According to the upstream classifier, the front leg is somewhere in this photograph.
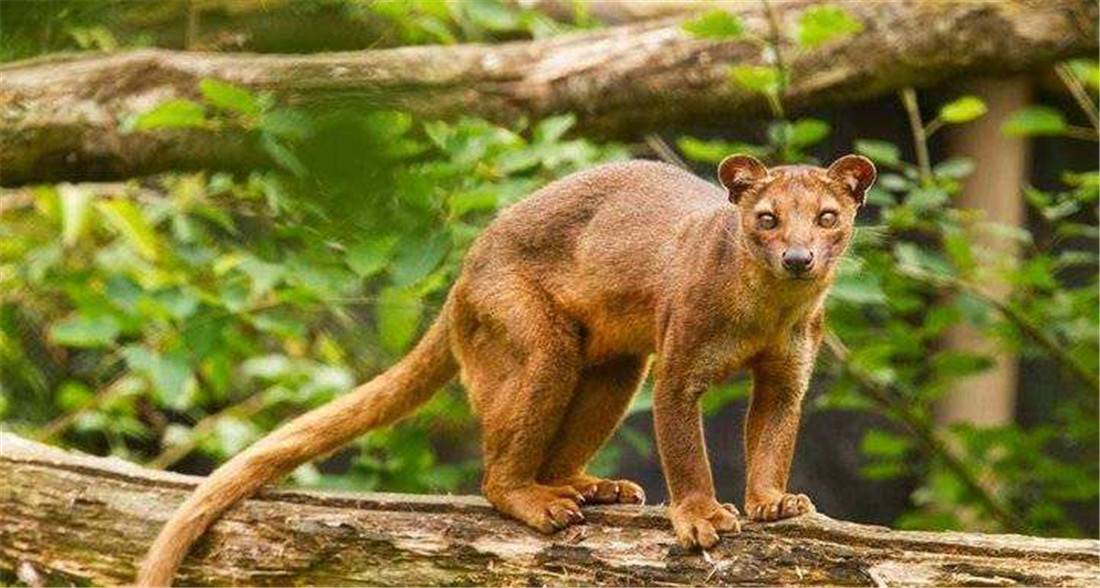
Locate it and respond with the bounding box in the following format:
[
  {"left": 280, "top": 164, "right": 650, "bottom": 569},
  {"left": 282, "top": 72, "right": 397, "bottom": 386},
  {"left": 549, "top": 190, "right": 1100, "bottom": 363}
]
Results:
[
  {"left": 743, "top": 330, "right": 820, "bottom": 522},
  {"left": 653, "top": 358, "right": 740, "bottom": 549}
]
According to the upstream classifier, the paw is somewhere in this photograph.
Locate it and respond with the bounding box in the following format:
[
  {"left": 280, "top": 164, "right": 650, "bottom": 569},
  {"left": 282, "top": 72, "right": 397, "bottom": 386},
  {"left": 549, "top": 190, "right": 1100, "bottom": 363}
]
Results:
[
  {"left": 746, "top": 492, "right": 815, "bottom": 522},
  {"left": 491, "top": 484, "right": 587, "bottom": 533},
  {"left": 561, "top": 475, "right": 646, "bottom": 505},
  {"left": 668, "top": 496, "right": 741, "bottom": 549}
]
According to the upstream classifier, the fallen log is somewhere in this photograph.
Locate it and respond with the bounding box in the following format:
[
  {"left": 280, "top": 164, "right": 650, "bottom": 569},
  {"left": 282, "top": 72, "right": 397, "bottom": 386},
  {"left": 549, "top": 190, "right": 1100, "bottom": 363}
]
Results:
[
  {"left": 1, "top": 0, "right": 1096, "bottom": 186},
  {"left": 1, "top": 433, "right": 1097, "bottom": 587}
]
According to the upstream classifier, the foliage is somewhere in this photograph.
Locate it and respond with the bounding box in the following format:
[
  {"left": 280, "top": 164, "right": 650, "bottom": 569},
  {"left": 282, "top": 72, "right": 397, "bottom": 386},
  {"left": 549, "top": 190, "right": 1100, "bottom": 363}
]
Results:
[
  {"left": 0, "top": 74, "right": 627, "bottom": 492},
  {"left": 679, "top": 5, "right": 1099, "bottom": 535}
]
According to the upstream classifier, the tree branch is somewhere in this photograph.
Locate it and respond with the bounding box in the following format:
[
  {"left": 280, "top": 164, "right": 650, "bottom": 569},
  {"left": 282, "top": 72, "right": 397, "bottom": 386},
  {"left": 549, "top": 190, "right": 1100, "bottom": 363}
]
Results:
[
  {"left": 1, "top": 0, "right": 1095, "bottom": 186},
  {"left": 1, "top": 433, "right": 1097, "bottom": 587}
]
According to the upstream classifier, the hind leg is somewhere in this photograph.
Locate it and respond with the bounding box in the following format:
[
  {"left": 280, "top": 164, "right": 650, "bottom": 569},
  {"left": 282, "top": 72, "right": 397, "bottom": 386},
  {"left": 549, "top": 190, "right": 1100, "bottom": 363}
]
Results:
[
  {"left": 538, "top": 355, "right": 649, "bottom": 505},
  {"left": 456, "top": 284, "right": 590, "bottom": 532}
]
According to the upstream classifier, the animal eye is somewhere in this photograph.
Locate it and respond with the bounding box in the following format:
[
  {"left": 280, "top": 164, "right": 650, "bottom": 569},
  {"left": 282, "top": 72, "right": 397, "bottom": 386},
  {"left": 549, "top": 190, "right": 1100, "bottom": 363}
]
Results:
[
  {"left": 818, "top": 211, "right": 838, "bottom": 228},
  {"left": 757, "top": 213, "right": 778, "bottom": 230}
]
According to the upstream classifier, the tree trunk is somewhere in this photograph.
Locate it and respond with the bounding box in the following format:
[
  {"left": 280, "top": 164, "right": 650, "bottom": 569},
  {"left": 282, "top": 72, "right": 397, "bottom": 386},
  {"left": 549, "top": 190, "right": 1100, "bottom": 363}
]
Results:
[
  {"left": 1, "top": 433, "right": 1097, "bottom": 587},
  {"left": 2, "top": 0, "right": 1096, "bottom": 186},
  {"left": 937, "top": 77, "right": 1031, "bottom": 429}
]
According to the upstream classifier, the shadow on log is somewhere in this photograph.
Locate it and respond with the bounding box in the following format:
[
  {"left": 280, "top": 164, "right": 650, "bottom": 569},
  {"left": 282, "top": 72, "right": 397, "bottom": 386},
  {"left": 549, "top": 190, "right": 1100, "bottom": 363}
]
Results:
[{"left": 1, "top": 433, "right": 1097, "bottom": 587}]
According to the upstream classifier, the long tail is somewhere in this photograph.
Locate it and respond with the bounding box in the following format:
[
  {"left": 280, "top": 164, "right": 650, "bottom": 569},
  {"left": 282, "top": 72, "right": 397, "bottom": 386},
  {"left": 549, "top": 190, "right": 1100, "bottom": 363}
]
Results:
[{"left": 136, "top": 313, "right": 457, "bottom": 586}]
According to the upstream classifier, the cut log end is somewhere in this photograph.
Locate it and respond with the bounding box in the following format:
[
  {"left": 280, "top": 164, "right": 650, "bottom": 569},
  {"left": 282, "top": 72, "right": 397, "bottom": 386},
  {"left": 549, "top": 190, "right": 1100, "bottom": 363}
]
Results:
[{"left": 1, "top": 433, "right": 1097, "bottom": 587}]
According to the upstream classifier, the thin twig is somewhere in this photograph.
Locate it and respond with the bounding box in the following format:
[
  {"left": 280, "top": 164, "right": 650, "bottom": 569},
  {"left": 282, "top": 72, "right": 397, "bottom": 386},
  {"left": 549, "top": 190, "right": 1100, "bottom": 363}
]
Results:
[
  {"left": 145, "top": 392, "right": 268, "bottom": 469},
  {"left": 1062, "top": 125, "right": 1100, "bottom": 142},
  {"left": 900, "top": 88, "right": 932, "bottom": 184},
  {"left": 760, "top": 0, "right": 789, "bottom": 122},
  {"left": 645, "top": 134, "right": 689, "bottom": 170},
  {"left": 33, "top": 375, "right": 127, "bottom": 442},
  {"left": 823, "top": 331, "right": 1028, "bottom": 533},
  {"left": 1055, "top": 63, "right": 1100, "bottom": 132},
  {"left": 901, "top": 267, "right": 1099, "bottom": 392}
]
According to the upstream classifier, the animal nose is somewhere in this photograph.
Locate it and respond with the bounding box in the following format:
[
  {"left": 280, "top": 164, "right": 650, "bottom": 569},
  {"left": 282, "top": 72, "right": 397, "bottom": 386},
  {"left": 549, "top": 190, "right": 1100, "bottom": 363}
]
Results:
[{"left": 782, "top": 248, "right": 814, "bottom": 273}]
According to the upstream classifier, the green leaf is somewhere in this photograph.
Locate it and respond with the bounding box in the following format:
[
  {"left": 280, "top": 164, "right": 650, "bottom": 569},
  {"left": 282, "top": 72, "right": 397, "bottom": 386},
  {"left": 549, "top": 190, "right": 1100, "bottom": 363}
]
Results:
[
  {"left": 213, "top": 416, "right": 261, "bottom": 455},
  {"left": 238, "top": 256, "right": 285, "bottom": 298},
  {"left": 96, "top": 199, "right": 160, "bottom": 260},
  {"left": 830, "top": 274, "right": 887, "bottom": 305},
  {"left": 861, "top": 429, "right": 911, "bottom": 458},
  {"left": 789, "top": 118, "right": 831, "bottom": 148},
  {"left": 702, "top": 379, "right": 750, "bottom": 415},
  {"left": 261, "top": 108, "right": 313, "bottom": 140},
  {"left": 932, "top": 157, "right": 975, "bottom": 180},
  {"left": 59, "top": 184, "right": 94, "bottom": 246},
  {"left": 1002, "top": 106, "right": 1067, "bottom": 136},
  {"left": 533, "top": 114, "right": 575, "bottom": 144},
  {"left": 682, "top": 10, "right": 744, "bottom": 39},
  {"left": 451, "top": 187, "right": 499, "bottom": 217},
  {"left": 126, "top": 99, "right": 206, "bottom": 131},
  {"left": 938, "top": 95, "right": 987, "bottom": 124},
  {"left": 122, "top": 346, "right": 194, "bottom": 410},
  {"left": 391, "top": 232, "right": 449, "bottom": 287},
  {"left": 199, "top": 78, "right": 261, "bottom": 116},
  {"left": 261, "top": 134, "right": 307, "bottom": 178},
  {"left": 906, "top": 186, "right": 949, "bottom": 211},
  {"left": 376, "top": 287, "right": 423, "bottom": 354},
  {"left": 854, "top": 139, "right": 900, "bottom": 165},
  {"left": 1068, "top": 58, "right": 1100, "bottom": 91},
  {"left": 346, "top": 235, "right": 398, "bottom": 278},
  {"left": 57, "top": 381, "right": 94, "bottom": 410},
  {"left": 729, "top": 65, "right": 781, "bottom": 94},
  {"left": 461, "top": 0, "right": 519, "bottom": 32},
  {"left": 795, "top": 4, "right": 863, "bottom": 48},
  {"left": 49, "top": 314, "right": 121, "bottom": 348},
  {"left": 677, "top": 137, "right": 766, "bottom": 163}
]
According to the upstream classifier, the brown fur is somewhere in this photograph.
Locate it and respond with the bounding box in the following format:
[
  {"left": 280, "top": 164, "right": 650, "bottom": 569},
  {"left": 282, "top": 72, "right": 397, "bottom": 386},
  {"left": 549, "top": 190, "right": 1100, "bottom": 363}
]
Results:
[{"left": 137, "top": 154, "right": 874, "bottom": 585}]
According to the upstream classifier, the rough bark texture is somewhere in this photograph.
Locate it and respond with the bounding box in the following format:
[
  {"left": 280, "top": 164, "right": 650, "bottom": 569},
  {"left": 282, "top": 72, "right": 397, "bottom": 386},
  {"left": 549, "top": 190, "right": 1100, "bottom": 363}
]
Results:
[
  {"left": 1, "top": 433, "right": 1097, "bottom": 587},
  {"left": 2, "top": 0, "right": 1096, "bottom": 186}
]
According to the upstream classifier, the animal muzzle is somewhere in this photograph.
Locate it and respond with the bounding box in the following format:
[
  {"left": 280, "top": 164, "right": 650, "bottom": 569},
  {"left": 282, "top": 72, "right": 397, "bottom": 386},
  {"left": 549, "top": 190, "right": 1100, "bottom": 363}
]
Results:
[{"left": 781, "top": 248, "right": 814, "bottom": 275}]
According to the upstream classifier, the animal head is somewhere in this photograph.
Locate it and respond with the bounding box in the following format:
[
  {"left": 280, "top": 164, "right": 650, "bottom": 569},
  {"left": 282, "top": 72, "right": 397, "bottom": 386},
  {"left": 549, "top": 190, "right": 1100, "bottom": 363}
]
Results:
[{"left": 717, "top": 153, "right": 875, "bottom": 281}]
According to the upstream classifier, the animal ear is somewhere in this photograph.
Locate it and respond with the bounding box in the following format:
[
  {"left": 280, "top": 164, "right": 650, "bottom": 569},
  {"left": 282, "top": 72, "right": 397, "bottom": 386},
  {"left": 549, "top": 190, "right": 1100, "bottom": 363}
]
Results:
[
  {"left": 718, "top": 154, "right": 768, "bottom": 203},
  {"left": 827, "top": 154, "right": 876, "bottom": 207}
]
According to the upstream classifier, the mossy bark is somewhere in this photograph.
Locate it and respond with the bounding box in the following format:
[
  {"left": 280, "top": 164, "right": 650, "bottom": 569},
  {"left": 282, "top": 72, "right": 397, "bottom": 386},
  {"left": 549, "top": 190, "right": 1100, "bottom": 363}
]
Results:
[
  {"left": 1, "top": 0, "right": 1096, "bottom": 186},
  {"left": 1, "top": 433, "right": 1097, "bottom": 587}
]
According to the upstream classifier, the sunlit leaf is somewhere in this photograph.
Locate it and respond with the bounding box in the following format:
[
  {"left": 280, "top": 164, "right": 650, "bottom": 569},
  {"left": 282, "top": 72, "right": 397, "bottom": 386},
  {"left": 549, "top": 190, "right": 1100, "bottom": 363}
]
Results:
[
  {"left": 125, "top": 99, "right": 206, "bottom": 131},
  {"left": 789, "top": 118, "right": 831, "bottom": 147},
  {"left": 729, "top": 64, "right": 782, "bottom": 94},
  {"left": 677, "top": 137, "right": 767, "bottom": 164},
  {"left": 1067, "top": 58, "right": 1100, "bottom": 91},
  {"left": 59, "top": 184, "right": 94, "bottom": 246},
  {"left": 795, "top": 4, "right": 863, "bottom": 48},
  {"left": 1002, "top": 106, "right": 1067, "bottom": 136},
  {"left": 49, "top": 314, "right": 120, "bottom": 348},
  {"left": 938, "top": 96, "right": 987, "bottom": 124},
  {"left": 200, "top": 78, "right": 262, "bottom": 116},
  {"left": 96, "top": 199, "right": 160, "bottom": 260},
  {"left": 682, "top": 10, "right": 744, "bottom": 39}
]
